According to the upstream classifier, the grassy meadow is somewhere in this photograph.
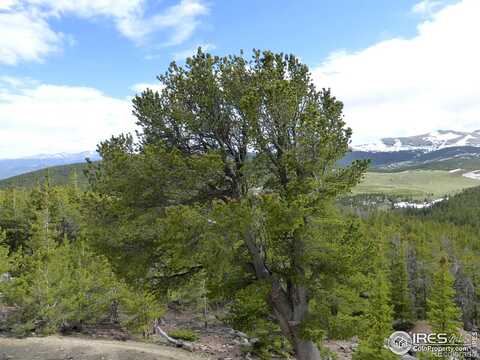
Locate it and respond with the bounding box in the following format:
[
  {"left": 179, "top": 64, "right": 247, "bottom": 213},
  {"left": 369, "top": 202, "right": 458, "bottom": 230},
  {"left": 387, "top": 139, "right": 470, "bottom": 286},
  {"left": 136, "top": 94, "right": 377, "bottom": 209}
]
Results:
[{"left": 353, "top": 170, "right": 480, "bottom": 199}]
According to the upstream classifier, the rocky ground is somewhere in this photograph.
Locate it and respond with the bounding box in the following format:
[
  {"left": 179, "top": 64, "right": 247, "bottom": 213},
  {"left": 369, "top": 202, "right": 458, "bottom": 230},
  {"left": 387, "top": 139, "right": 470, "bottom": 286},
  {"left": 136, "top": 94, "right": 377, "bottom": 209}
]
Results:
[
  {"left": 11, "top": 307, "right": 478, "bottom": 360},
  {"left": 0, "top": 335, "right": 359, "bottom": 360},
  {"left": 0, "top": 335, "right": 208, "bottom": 360}
]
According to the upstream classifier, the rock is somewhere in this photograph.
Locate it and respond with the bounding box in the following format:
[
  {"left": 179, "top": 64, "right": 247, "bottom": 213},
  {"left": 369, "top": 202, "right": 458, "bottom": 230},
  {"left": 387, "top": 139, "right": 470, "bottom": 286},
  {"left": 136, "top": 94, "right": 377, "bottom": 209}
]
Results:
[{"left": 232, "top": 330, "right": 248, "bottom": 339}]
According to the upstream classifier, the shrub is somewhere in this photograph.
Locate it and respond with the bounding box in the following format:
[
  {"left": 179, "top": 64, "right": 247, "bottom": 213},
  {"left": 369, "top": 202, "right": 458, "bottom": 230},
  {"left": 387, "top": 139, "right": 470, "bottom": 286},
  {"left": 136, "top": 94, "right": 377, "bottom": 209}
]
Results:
[{"left": 167, "top": 328, "right": 199, "bottom": 342}]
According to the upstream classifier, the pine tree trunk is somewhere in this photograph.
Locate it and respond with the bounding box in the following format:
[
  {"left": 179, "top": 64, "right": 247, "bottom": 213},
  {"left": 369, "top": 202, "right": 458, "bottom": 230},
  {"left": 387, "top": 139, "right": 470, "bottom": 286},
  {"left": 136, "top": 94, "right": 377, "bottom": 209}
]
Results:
[
  {"left": 292, "top": 338, "right": 321, "bottom": 360},
  {"left": 268, "top": 281, "right": 322, "bottom": 360},
  {"left": 244, "top": 232, "right": 322, "bottom": 360}
]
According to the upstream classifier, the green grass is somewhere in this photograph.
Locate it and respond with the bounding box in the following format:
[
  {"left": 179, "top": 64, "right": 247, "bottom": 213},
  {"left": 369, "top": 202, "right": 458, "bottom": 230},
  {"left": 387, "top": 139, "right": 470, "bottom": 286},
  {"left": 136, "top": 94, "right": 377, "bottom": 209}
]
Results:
[{"left": 353, "top": 170, "right": 480, "bottom": 199}]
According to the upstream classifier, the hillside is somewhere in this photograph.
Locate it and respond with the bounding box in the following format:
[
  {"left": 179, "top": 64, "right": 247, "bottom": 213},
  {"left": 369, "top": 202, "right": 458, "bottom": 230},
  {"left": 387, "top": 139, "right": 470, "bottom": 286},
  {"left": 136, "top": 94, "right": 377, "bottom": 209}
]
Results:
[
  {"left": 353, "top": 169, "right": 480, "bottom": 199},
  {"left": 411, "top": 185, "right": 480, "bottom": 228},
  {"left": 343, "top": 146, "right": 480, "bottom": 171},
  {"left": 0, "top": 151, "right": 100, "bottom": 180},
  {"left": 0, "top": 162, "right": 90, "bottom": 189},
  {"left": 3, "top": 161, "right": 480, "bottom": 201}
]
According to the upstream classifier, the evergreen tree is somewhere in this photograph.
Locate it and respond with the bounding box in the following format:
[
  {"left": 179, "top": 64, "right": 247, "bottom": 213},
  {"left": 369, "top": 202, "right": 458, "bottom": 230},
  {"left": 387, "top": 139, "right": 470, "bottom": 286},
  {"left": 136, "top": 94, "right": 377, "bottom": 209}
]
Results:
[
  {"left": 390, "top": 238, "right": 414, "bottom": 330},
  {"left": 427, "top": 256, "right": 462, "bottom": 335},
  {"left": 354, "top": 247, "right": 397, "bottom": 360},
  {"left": 0, "top": 230, "right": 11, "bottom": 291},
  {"left": 86, "top": 48, "right": 369, "bottom": 360}
]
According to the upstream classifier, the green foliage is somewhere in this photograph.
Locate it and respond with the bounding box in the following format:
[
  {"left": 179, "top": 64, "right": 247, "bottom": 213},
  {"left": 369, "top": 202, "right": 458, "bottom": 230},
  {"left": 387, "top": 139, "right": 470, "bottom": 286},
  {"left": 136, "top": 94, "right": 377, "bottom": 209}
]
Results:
[
  {"left": 226, "top": 282, "right": 271, "bottom": 333},
  {"left": 353, "top": 244, "right": 397, "bottom": 360},
  {"left": 427, "top": 256, "right": 462, "bottom": 334},
  {"left": 225, "top": 283, "right": 289, "bottom": 358},
  {"left": 353, "top": 269, "right": 397, "bottom": 360},
  {"left": 0, "top": 235, "right": 10, "bottom": 275},
  {"left": 413, "top": 185, "right": 480, "bottom": 229},
  {"left": 4, "top": 239, "right": 114, "bottom": 335},
  {"left": 119, "top": 286, "right": 164, "bottom": 334},
  {"left": 86, "top": 48, "right": 370, "bottom": 358},
  {"left": 0, "top": 183, "right": 164, "bottom": 336},
  {"left": 168, "top": 328, "right": 199, "bottom": 342},
  {"left": 390, "top": 239, "right": 414, "bottom": 330}
]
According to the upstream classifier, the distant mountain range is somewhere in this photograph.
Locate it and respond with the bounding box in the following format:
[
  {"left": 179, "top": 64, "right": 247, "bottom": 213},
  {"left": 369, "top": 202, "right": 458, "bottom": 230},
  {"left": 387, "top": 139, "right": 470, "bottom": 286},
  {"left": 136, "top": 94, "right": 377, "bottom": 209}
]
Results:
[
  {"left": 0, "top": 151, "right": 100, "bottom": 180},
  {"left": 346, "top": 130, "right": 480, "bottom": 171},
  {"left": 1, "top": 130, "right": 480, "bottom": 183},
  {"left": 353, "top": 130, "right": 480, "bottom": 152}
]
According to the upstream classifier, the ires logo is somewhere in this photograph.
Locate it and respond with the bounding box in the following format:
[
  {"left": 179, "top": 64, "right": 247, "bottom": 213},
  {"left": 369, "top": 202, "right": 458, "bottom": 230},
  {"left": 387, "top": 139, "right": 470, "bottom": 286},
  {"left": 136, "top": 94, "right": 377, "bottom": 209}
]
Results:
[
  {"left": 386, "top": 331, "right": 476, "bottom": 357},
  {"left": 386, "top": 331, "right": 413, "bottom": 355},
  {"left": 412, "top": 332, "right": 461, "bottom": 344}
]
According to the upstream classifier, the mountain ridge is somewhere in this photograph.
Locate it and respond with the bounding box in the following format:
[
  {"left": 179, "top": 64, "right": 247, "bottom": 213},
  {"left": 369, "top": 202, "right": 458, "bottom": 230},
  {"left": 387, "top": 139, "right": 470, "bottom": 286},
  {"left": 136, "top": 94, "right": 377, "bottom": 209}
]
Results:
[
  {"left": 353, "top": 129, "right": 480, "bottom": 152},
  {"left": 0, "top": 151, "right": 100, "bottom": 180}
]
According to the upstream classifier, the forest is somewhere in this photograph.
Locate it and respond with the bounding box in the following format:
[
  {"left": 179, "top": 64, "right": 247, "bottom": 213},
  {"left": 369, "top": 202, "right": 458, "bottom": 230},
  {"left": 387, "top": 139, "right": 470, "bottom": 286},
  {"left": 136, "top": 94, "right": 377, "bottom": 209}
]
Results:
[{"left": 0, "top": 50, "right": 478, "bottom": 360}]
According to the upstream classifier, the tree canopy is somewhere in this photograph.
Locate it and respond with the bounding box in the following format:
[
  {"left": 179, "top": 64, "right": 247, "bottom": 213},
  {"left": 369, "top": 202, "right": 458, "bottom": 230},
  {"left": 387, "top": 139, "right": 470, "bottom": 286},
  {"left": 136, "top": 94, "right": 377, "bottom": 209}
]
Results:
[{"left": 86, "top": 49, "right": 368, "bottom": 360}]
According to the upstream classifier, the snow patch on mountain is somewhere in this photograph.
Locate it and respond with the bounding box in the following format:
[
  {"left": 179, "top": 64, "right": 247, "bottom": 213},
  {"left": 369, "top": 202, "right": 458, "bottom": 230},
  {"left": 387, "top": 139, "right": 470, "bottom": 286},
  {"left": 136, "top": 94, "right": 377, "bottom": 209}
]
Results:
[{"left": 353, "top": 130, "right": 480, "bottom": 152}]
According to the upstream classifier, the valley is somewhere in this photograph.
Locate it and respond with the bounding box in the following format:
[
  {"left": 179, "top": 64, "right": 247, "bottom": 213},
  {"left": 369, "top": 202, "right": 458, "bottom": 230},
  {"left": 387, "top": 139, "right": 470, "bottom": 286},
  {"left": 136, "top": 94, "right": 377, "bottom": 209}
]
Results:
[{"left": 353, "top": 169, "right": 480, "bottom": 199}]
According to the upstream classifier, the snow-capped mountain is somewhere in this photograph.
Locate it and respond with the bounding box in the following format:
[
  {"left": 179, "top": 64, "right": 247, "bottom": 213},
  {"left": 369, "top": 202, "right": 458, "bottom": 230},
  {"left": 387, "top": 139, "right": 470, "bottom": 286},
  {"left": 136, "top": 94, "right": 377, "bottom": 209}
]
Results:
[
  {"left": 21, "top": 151, "right": 100, "bottom": 161},
  {"left": 341, "top": 130, "right": 480, "bottom": 171},
  {"left": 353, "top": 130, "right": 480, "bottom": 152},
  {"left": 0, "top": 151, "right": 100, "bottom": 180}
]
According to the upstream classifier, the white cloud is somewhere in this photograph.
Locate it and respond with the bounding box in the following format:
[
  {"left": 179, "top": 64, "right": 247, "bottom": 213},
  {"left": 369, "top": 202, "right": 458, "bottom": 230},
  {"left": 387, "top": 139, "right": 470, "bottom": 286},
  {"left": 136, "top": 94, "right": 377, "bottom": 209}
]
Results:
[
  {"left": 120, "top": 0, "right": 209, "bottom": 45},
  {"left": 172, "top": 43, "right": 216, "bottom": 61},
  {"left": 412, "top": 0, "right": 445, "bottom": 15},
  {"left": 28, "top": 0, "right": 208, "bottom": 44},
  {"left": 0, "top": 78, "right": 136, "bottom": 158},
  {"left": 130, "top": 82, "right": 165, "bottom": 94},
  {"left": 0, "top": 0, "right": 16, "bottom": 10},
  {"left": 312, "top": 0, "right": 480, "bottom": 144},
  {"left": 0, "top": 0, "right": 209, "bottom": 64},
  {"left": 0, "top": 11, "right": 63, "bottom": 65}
]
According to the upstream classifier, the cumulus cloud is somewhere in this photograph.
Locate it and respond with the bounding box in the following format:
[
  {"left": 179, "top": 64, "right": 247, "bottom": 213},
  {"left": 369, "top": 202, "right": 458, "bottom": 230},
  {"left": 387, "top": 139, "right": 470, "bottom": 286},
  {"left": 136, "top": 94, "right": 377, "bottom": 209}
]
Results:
[
  {"left": 312, "top": 0, "right": 480, "bottom": 144},
  {"left": 0, "top": 0, "right": 209, "bottom": 65},
  {"left": 0, "top": 11, "right": 63, "bottom": 65},
  {"left": 0, "top": 78, "right": 136, "bottom": 158},
  {"left": 120, "top": 0, "right": 209, "bottom": 45},
  {"left": 0, "top": 0, "right": 16, "bottom": 10}
]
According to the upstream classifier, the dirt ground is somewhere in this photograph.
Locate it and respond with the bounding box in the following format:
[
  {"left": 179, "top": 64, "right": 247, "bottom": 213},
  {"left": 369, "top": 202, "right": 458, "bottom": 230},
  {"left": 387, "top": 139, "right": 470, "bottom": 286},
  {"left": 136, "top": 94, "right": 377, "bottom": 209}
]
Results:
[{"left": 0, "top": 335, "right": 211, "bottom": 360}]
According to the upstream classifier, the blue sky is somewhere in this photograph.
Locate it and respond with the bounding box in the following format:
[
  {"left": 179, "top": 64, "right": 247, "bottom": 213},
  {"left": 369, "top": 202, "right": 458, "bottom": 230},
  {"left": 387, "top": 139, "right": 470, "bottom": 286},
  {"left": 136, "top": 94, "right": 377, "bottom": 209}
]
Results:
[
  {"left": 1, "top": 0, "right": 423, "bottom": 97},
  {"left": 1, "top": 0, "right": 478, "bottom": 158}
]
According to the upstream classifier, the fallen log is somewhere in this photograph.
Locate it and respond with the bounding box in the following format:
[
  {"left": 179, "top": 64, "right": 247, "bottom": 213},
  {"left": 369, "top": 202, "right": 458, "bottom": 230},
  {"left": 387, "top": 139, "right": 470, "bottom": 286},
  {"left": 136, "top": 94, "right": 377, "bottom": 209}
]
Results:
[{"left": 153, "top": 320, "right": 194, "bottom": 352}]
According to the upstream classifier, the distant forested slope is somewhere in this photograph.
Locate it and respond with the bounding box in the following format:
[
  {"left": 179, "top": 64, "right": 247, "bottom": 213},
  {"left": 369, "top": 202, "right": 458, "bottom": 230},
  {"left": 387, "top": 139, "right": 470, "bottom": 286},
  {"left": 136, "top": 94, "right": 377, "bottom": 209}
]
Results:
[
  {"left": 410, "top": 186, "right": 480, "bottom": 228},
  {"left": 0, "top": 162, "right": 90, "bottom": 189}
]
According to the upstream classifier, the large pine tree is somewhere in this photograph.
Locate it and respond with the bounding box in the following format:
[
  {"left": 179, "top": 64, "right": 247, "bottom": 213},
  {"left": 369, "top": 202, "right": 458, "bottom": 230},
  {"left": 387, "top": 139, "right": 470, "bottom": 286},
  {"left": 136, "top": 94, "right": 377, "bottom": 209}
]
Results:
[{"left": 86, "top": 49, "right": 369, "bottom": 360}]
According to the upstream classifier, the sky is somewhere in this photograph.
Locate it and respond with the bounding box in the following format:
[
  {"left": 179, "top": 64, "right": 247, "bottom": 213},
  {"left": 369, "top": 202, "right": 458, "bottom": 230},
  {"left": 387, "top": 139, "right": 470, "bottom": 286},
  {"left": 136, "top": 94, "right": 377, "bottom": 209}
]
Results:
[{"left": 0, "top": 0, "right": 478, "bottom": 158}]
